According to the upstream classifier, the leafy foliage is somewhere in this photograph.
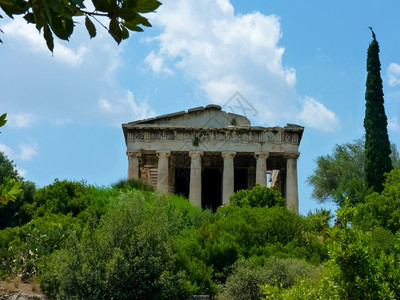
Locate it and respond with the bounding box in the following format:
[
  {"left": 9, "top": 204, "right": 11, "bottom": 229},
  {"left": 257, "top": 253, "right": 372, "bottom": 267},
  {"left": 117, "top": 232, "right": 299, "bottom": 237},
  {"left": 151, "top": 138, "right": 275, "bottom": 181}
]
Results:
[
  {"left": 0, "top": 176, "right": 22, "bottom": 205},
  {"left": 308, "top": 138, "right": 399, "bottom": 207},
  {"left": 0, "top": 0, "right": 161, "bottom": 51},
  {"left": 113, "top": 178, "right": 155, "bottom": 192},
  {"left": 222, "top": 258, "right": 316, "bottom": 300},
  {"left": 230, "top": 184, "right": 285, "bottom": 208},
  {"left": 308, "top": 139, "right": 368, "bottom": 206},
  {"left": 0, "top": 113, "right": 6, "bottom": 130},
  {"left": 354, "top": 169, "right": 400, "bottom": 233},
  {"left": 0, "top": 212, "right": 81, "bottom": 280},
  {"left": 0, "top": 152, "right": 29, "bottom": 227},
  {"left": 364, "top": 28, "right": 393, "bottom": 193},
  {"left": 22, "top": 179, "right": 113, "bottom": 219},
  {"left": 303, "top": 208, "right": 332, "bottom": 236},
  {"left": 175, "top": 204, "right": 326, "bottom": 292},
  {"left": 40, "top": 191, "right": 196, "bottom": 299},
  {"left": 1, "top": 157, "right": 400, "bottom": 298},
  {"left": 327, "top": 200, "right": 400, "bottom": 299}
]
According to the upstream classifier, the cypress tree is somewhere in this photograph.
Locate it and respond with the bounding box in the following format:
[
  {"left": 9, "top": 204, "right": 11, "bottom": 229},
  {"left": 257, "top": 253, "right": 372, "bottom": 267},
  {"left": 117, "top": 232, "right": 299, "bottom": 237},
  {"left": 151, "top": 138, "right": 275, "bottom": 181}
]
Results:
[{"left": 364, "top": 28, "right": 392, "bottom": 193}]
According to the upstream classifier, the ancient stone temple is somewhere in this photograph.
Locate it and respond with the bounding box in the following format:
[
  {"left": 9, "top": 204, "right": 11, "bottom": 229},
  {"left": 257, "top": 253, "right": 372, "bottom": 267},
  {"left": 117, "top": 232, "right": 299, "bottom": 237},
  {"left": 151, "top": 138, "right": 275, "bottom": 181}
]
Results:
[{"left": 122, "top": 105, "right": 304, "bottom": 213}]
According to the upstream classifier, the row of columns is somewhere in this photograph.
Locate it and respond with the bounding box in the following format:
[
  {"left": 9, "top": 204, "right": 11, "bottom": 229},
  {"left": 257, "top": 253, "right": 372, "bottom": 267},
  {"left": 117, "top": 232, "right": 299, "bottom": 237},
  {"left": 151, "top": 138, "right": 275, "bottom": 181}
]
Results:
[{"left": 127, "top": 151, "right": 299, "bottom": 213}]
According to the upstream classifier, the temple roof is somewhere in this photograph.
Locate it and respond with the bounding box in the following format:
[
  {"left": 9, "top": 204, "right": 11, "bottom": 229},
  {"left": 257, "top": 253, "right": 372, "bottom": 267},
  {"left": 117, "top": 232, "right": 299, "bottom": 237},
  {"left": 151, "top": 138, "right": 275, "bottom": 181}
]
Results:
[
  {"left": 122, "top": 104, "right": 251, "bottom": 128},
  {"left": 122, "top": 104, "right": 304, "bottom": 143}
]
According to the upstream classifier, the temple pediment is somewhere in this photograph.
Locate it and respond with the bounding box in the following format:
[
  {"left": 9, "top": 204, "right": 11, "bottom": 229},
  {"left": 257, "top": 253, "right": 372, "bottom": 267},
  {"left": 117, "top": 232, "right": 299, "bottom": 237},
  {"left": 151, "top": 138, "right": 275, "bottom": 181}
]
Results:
[{"left": 123, "top": 104, "right": 250, "bottom": 128}]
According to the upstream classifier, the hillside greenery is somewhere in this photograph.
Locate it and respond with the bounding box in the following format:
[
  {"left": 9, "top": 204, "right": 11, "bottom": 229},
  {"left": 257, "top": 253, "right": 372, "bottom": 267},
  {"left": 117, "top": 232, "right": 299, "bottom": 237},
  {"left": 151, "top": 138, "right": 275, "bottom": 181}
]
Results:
[{"left": 1, "top": 150, "right": 400, "bottom": 299}]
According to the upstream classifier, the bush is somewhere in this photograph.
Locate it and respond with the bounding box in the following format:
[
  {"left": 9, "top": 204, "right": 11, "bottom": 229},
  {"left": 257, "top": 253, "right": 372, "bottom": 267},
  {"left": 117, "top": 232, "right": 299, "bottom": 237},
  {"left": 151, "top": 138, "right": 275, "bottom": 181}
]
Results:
[
  {"left": 0, "top": 213, "right": 80, "bottom": 281},
  {"left": 175, "top": 204, "right": 326, "bottom": 289},
  {"left": 222, "top": 258, "right": 317, "bottom": 300},
  {"left": 113, "top": 178, "right": 155, "bottom": 192},
  {"left": 40, "top": 190, "right": 196, "bottom": 299},
  {"left": 230, "top": 185, "right": 285, "bottom": 208},
  {"left": 22, "top": 179, "right": 113, "bottom": 219},
  {"left": 354, "top": 169, "right": 400, "bottom": 233},
  {"left": 303, "top": 209, "right": 332, "bottom": 234}
]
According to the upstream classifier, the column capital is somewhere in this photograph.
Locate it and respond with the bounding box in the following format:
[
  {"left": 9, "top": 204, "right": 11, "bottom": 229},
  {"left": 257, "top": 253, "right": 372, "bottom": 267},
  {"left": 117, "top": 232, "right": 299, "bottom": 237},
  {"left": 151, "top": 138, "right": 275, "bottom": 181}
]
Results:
[
  {"left": 156, "top": 150, "right": 171, "bottom": 158},
  {"left": 285, "top": 152, "right": 300, "bottom": 159},
  {"left": 126, "top": 151, "right": 141, "bottom": 157},
  {"left": 255, "top": 152, "right": 269, "bottom": 159},
  {"left": 221, "top": 151, "right": 236, "bottom": 159},
  {"left": 189, "top": 151, "right": 204, "bottom": 159}
]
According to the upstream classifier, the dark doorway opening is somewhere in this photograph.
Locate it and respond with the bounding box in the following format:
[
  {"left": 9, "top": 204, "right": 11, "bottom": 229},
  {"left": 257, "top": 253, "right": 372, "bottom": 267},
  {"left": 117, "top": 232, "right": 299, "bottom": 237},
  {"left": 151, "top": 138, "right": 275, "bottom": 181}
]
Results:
[
  {"left": 202, "top": 169, "right": 222, "bottom": 211},
  {"left": 175, "top": 168, "right": 190, "bottom": 198},
  {"left": 234, "top": 168, "right": 248, "bottom": 192}
]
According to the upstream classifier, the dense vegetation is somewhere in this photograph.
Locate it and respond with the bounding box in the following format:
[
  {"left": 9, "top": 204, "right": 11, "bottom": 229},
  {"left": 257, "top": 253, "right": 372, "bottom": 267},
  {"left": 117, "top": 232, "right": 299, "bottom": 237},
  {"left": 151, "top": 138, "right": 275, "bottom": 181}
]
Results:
[{"left": 1, "top": 146, "right": 400, "bottom": 299}]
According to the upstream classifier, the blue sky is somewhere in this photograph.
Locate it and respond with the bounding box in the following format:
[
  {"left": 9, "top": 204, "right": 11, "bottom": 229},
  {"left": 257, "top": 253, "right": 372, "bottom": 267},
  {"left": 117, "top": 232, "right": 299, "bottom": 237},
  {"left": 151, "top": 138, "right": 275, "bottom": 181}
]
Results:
[{"left": 1, "top": 0, "right": 399, "bottom": 215}]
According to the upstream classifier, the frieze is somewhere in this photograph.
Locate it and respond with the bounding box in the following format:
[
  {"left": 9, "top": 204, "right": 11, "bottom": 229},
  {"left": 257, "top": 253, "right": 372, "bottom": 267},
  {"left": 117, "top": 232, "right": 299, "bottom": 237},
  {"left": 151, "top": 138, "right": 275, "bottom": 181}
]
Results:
[{"left": 126, "top": 128, "right": 300, "bottom": 145}]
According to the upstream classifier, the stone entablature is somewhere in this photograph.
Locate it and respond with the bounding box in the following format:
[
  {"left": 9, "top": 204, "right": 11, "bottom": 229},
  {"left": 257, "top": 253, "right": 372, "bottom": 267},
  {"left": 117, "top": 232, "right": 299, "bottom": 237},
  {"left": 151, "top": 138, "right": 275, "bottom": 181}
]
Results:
[
  {"left": 122, "top": 105, "right": 304, "bottom": 213},
  {"left": 124, "top": 125, "right": 302, "bottom": 154}
]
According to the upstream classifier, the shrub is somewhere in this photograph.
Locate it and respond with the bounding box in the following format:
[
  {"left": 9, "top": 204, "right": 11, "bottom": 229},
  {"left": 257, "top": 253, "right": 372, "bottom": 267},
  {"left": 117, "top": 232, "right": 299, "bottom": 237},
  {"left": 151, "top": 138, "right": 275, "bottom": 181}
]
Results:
[
  {"left": 354, "top": 169, "right": 400, "bottom": 233},
  {"left": 0, "top": 213, "right": 80, "bottom": 281},
  {"left": 112, "top": 178, "right": 155, "bottom": 192},
  {"left": 230, "top": 185, "right": 285, "bottom": 208},
  {"left": 40, "top": 190, "right": 195, "bottom": 299},
  {"left": 22, "top": 180, "right": 113, "bottom": 219},
  {"left": 222, "top": 258, "right": 317, "bottom": 300}
]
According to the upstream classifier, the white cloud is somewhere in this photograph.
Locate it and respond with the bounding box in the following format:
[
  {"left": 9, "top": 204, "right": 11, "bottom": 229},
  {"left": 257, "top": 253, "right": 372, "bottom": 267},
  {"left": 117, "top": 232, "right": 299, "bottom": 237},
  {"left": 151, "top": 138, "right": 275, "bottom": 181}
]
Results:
[
  {"left": 3, "top": 17, "right": 88, "bottom": 67},
  {"left": 98, "top": 90, "right": 156, "bottom": 124},
  {"left": 18, "top": 141, "right": 38, "bottom": 161},
  {"left": 0, "top": 140, "right": 38, "bottom": 161},
  {"left": 298, "top": 96, "right": 339, "bottom": 132},
  {"left": 388, "top": 63, "right": 400, "bottom": 87},
  {"left": 16, "top": 167, "right": 27, "bottom": 177},
  {"left": 388, "top": 117, "right": 400, "bottom": 132},
  {"left": 0, "top": 144, "right": 14, "bottom": 158},
  {"left": 0, "top": 144, "right": 28, "bottom": 176},
  {"left": 7, "top": 112, "right": 37, "bottom": 128},
  {"left": 145, "top": 51, "right": 173, "bottom": 75},
  {"left": 147, "top": 0, "right": 337, "bottom": 130}
]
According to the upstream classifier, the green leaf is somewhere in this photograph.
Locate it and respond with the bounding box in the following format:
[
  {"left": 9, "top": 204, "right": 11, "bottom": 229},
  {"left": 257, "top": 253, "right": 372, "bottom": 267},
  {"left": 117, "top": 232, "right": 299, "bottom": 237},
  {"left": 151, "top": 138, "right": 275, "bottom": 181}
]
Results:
[
  {"left": 134, "top": 0, "right": 161, "bottom": 13},
  {"left": 135, "top": 13, "right": 151, "bottom": 27},
  {"left": 49, "top": 16, "right": 74, "bottom": 40},
  {"left": 85, "top": 16, "right": 96, "bottom": 38},
  {"left": 92, "top": 0, "right": 114, "bottom": 13},
  {"left": 109, "top": 18, "right": 122, "bottom": 44},
  {"left": 116, "top": 8, "right": 137, "bottom": 21},
  {"left": 0, "top": 177, "right": 22, "bottom": 205},
  {"left": 23, "top": 12, "right": 35, "bottom": 23},
  {"left": 43, "top": 25, "right": 54, "bottom": 52},
  {"left": 0, "top": 0, "right": 29, "bottom": 17},
  {"left": 0, "top": 113, "right": 7, "bottom": 127},
  {"left": 121, "top": 25, "right": 129, "bottom": 40},
  {"left": 123, "top": 20, "right": 143, "bottom": 32}
]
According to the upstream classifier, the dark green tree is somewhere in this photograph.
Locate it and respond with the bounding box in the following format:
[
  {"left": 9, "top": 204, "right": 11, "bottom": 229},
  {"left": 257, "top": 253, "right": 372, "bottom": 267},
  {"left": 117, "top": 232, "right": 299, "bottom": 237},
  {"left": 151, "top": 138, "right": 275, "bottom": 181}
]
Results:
[{"left": 364, "top": 28, "right": 392, "bottom": 193}]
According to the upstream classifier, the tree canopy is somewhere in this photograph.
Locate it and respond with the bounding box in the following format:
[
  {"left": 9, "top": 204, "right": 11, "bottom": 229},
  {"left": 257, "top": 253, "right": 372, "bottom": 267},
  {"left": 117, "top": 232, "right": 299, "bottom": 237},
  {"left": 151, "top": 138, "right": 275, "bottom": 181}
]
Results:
[
  {"left": 0, "top": 0, "right": 161, "bottom": 51},
  {"left": 308, "top": 138, "right": 399, "bottom": 207}
]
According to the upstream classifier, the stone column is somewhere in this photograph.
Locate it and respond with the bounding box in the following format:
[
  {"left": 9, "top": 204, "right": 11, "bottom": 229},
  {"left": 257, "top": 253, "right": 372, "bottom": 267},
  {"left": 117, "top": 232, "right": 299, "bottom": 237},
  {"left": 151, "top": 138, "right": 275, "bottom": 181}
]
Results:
[
  {"left": 189, "top": 151, "right": 203, "bottom": 206},
  {"left": 255, "top": 152, "right": 269, "bottom": 186},
  {"left": 222, "top": 151, "right": 236, "bottom": 205},
  {"left": 285, "top": 153, "right": 299, "bottom": 214},
  {"left": 156, "top": 150, "right": 171, "bottom": 193},
  {"left": 127, "top": 151, "right": 140, "bottom": 180}
]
